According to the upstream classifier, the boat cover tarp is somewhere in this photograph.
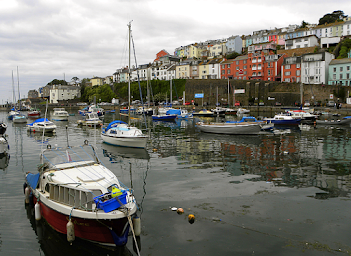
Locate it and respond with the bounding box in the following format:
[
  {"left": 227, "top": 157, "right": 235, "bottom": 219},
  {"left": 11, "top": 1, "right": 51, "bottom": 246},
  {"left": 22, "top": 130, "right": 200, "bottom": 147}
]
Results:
[
  {"left": 26, "top": 173, "right": 40, "bottom": 189},
  {"left": 166, "top": 109, "right": 181, "bottom": 115},
  {"left": 27, "top": 118, "right": 50, "bottom": 126},
  {"left": 105, "top": 120, "right": 128, "bottom": 131},
  {"left": 343, "top": 116, "right": 351, "bottom": 119}
]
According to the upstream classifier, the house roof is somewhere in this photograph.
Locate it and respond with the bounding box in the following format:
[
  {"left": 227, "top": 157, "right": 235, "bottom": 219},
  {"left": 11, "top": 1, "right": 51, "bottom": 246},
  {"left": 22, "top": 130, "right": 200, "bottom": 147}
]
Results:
[
  {"left": 329, "top": 58, "right": 351, "bottom": 65},
  {"left": 277, "top": 47, "right": 316, "bottom": 57}
]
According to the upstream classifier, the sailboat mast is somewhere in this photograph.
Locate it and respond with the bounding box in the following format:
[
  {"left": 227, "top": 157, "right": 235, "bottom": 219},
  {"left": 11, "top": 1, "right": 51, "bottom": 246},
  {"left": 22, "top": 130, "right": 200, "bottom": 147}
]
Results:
[
  {"left": 128, "top": 21, "right": 131, "bottom": 126},
  {"left": 170, "top": 79, "right": 172, "bottom": 105},
  {"left": 17, "top": 66, "right": 20, "bottom": 109},
  {"left": 12, "top": 71, "right": 16, "bottom": 108}
]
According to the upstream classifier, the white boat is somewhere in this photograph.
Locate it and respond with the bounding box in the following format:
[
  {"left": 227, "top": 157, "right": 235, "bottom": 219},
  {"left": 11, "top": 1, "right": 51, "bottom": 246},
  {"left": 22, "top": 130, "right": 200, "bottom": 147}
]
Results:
[
  {"left": 13, "top": 113, "right": 27, "bottom": 123},
  {"left": 101, "top": 23, "right": 148, "bottom": 149},
  {"left": 196, "top": 121, "right": 262, "bottom": 135},
  {"left": 136, "top": 106, "right": 154, "bottom": 116},
  {"left": 89, "top": 104, "right": 105, "bottom": 117},
  {"left": 77, "top": 112, "right": 103, "bottom": 127},
  {"left": 286, "top": 109, "right": 318, "bottom": 123},
  {"left": 24, "top": 141, "right": 138, "bottom": 246},
  {"left": 27, "top": 118, "right": 57, "bottom": 133},
  {"left": 211, "top": 107, "right": 226, "bottom": 116},
  {"left": 0, "top": 136, "right": 9, "bottom": 154},
  {"left": 101, "top": 120, "right": 148, "bottom": 148},
  {"left": 52, "top": 108, "right": 69, "bottom": 121},
  {"left": 237, "top": 108, "right": 250, "bottom": 115},
  {"left": 158, "top": 106, "right": 174, "bottom": 115},
  {"left": 7, "top": 108, "right": 19, "bottom": 120}
]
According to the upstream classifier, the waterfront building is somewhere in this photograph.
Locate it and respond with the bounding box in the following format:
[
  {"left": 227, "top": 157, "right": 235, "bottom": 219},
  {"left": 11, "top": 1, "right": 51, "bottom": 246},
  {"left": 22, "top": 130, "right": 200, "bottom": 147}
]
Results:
[
  {"left": 49, "top": 85, "right": 81, "bottom": 104},
  {"left": 281, "top": 56, "right": 302, "bottom": 83},
  {"left": 301, "top": 52, "right": 335, "bottom": 85},
  {"left": 328, "top": 58, "right": 351, "bottom": 86}
]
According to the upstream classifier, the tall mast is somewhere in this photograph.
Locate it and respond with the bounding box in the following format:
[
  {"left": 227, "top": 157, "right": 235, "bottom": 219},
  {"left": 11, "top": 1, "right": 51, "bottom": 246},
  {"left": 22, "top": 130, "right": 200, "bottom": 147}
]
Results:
[
  {"left": 128, "top": 21, "right": 132, "bottom": 126},
  {"left": 17, "top": 66, "right": 20, "bottom": 109}
]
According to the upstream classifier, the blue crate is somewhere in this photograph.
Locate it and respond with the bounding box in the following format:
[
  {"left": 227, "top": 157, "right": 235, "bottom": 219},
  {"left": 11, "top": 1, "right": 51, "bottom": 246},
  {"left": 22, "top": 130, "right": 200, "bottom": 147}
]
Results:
[{"left": 94, "top": 190, "right": 127, "bottom": 213}]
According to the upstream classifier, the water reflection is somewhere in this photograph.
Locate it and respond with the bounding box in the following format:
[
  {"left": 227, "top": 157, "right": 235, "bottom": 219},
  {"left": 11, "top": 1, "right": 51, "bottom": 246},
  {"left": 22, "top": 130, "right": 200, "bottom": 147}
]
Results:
[
  {"left": 0, "top": 153, "right": 10, "bottom": 170},
  {"left": 101, "top": 143, "right": 150, "bottom": 160}
]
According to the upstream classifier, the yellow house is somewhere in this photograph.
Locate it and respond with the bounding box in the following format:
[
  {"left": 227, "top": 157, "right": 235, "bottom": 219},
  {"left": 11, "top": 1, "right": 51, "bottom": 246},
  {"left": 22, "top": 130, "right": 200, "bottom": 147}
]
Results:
[
  {"left": 198, "top": 60, "right": 210, "bottom": 79},
  {"left": 90, "top": 77, "right": 104, "bottom": 86},
  {"left": 176, "top": 60, "right": 191, "bottom": 79}
]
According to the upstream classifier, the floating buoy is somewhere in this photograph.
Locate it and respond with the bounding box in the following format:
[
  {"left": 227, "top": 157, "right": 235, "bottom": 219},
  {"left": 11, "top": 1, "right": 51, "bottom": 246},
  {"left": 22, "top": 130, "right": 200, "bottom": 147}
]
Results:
[
  {"left": 35, "top": 202, "right": 41, "bottom": 220},
  {"left": 188, "top": 214, "right": 195, "bottom": 224},
  {"left": 66, "top": 219, "right": 75, "bottom": 244},
  {"left": 177, "top": 208, "right": 184, "bottom": 214},
  {"left": 153, "top": 148, "right": 157, "bottom": 152},
  {"left": 25, "top": 186, "right": 30, "bottom": 204},
  {"left": 133, "top": 216, "right": 141, "bottom": 236},
  {"left": 171, "top": 207, "right": 177, "bottom": 211}
]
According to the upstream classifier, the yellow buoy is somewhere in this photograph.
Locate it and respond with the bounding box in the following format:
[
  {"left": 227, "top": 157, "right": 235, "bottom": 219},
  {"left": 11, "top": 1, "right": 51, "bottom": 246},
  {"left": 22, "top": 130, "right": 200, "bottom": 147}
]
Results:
[
  {"left": 188, "top": 214, "right": 195, "bottom": 224},
  {"left": 111, "top": 187, "right": 122, "bottom": 198}
]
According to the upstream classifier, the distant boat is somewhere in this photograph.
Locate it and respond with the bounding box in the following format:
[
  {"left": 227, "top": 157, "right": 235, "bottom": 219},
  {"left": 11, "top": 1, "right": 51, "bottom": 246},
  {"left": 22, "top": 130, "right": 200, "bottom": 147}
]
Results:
[
  {"left": 101, "top": 120, "right": 148, "bottom": 148},
  {"left": 236, "top": 108, "right": 250, "bottom": 115},
  {"left": 166, "top": 109, "right": 193, "bottom": 119},
  {"left": 226, "top": 116, "right": 274, "bottom": 131},
  {"left": 7, "top": 107, "right": 19, "bottom": 120},
  {"left": 13, "top": 113, "right": 27, "bottom": 124},
  {"left": 77, "top": 112, "right": 102, "bottom": 127},
  {"left": 27, "top": 118, "right": 57, "bottom": 133},
  {"left": 52, "top": 108, "right": 69, "bottom": 121},
  {"left": 264, "top": 114, "right": 301, "bottom": 126},
  {"left": 196, "top": 121, "right": 262, "bottom": 135},
  {"left": 27, "top": 109, "right": 41, "bottom": 117}
]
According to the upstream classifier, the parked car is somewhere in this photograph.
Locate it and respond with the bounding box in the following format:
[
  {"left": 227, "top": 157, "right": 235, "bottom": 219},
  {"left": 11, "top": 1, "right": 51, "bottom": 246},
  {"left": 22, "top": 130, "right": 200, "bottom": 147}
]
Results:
[
  {"left": 326, "top": 101, "right": 335, "bottom": 107},
  {"left": 275, "top": 102, "right": 281, "bottom": 106},
  {"left": 184, "top": 101, "right": 190, "bottom": 105},
  {"left": 234, "top": 101, "right": 240, "bottom": 106},
  {"left": 304, "top": 101, "right": 310, "bottom": 107}
]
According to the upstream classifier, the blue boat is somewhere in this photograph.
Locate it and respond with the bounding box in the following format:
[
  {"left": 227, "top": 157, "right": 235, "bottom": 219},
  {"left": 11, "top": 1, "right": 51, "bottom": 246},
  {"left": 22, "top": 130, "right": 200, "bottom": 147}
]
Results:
[
  {"left": 152, "top": 114, "right": 177, "bottom": 121},
  {"left": 263, "top": 114, "right": 301, "bottom": 126}
]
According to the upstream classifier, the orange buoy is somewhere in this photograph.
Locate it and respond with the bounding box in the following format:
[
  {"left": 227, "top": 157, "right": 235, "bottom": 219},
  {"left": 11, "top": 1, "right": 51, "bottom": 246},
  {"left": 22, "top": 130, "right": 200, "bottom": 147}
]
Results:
[
  {"left": 177, "top": 208, "right": 184, "bottom": 214},
  {"left": 188, "top": 214, "right": 195, "bottom": 224}
]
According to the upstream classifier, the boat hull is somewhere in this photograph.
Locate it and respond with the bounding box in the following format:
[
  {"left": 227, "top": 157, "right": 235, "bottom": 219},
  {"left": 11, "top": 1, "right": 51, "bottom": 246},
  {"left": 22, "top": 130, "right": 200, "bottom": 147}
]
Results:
[
  {"left": 101, "top": 133, "right": 147, "bottom": 148},
  {"left": 31, "top": 196, "right": 130, "bottom": 246},
  {"left": 152, "top": 114, "right": 177, "bottom": 121},
  {"left": 0, "top": 137, "right": 9, "bottom": 153},
  {"left": 197, "top": 122, "right": 261, "bottom": 135}
]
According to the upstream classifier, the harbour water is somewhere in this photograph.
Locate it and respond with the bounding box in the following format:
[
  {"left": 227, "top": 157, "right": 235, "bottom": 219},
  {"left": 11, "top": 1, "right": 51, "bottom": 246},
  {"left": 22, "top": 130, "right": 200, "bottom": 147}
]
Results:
[{"left": 1, "top": 110, "right": 351, "bottom": 255}]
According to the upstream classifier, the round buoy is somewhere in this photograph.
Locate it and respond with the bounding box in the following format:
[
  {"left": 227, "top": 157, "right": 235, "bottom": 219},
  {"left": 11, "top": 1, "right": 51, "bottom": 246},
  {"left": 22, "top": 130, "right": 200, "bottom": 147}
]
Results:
[
  {"left": 177, "top": 208, "right": 184, "bottom": 214},
  {"left": 35, "top": 202, "right": 41, "bottom": 220},
  {"left": 25, "top": 186, "right": 30, "bottom": 204},
  {"left": 66, "top": 219, "right": 75, "bottom": 244},
  {"left": 133, "top": 216, "right": 141, "bottom": 236},
  {"left": 188, "top": 214, "right": 195, "bottom": 224}
]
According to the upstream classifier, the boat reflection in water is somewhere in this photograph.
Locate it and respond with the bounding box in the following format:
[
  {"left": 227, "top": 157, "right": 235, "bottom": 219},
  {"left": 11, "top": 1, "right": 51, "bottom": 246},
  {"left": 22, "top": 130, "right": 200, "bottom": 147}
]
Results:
[
  {"left": 24, "top": 202, "right": 133, "bottom": 256},
  {"left": 0, "top": 153, "right": 10, "bottom": 170},
  {"left": 101, "top": 143, "right": 150, "bottom": 160}
]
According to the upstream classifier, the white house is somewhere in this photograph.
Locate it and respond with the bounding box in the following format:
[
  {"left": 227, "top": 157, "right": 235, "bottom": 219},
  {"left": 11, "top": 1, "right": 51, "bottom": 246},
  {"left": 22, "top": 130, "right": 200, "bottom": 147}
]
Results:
[
  {"left": 49, "top": 85, "right": 81, "bottom": 104},
  {"left": 285, "top": 35, "right": 319, "bottom": 50},
  {"left": 301, "top": 52, "right": 335, "bottom": 85}
]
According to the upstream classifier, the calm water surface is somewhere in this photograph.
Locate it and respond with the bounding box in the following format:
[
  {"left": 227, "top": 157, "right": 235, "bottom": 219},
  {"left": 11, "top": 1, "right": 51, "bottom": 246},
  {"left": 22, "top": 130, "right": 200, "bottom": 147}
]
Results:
[{"left": 1, "top": 110, "right": 351, "bottom": 255}]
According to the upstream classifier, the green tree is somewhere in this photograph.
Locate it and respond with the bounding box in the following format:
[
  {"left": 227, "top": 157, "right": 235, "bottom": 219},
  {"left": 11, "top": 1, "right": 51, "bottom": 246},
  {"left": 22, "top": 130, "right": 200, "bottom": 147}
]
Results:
[
  {"left": 71, "top": 77, "right": 79, "bottom": 85},
  {"left": 300, "top": 20, "right": 309, "bottom": 28},
  {"left": 47, "top": 79, "right": 67, "bottom": 86},
  {"left": 318, "top": 10, "right": 346, "bottom": 25}
]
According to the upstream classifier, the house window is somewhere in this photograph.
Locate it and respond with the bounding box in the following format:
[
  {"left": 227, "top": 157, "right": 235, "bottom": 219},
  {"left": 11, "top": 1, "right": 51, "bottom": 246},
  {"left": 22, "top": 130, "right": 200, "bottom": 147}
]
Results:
[
  {"left": 340, "top": 74, "right": 343, "bottom": 79},
  {"left": 333, "top": 74, "right": 336, "bottom": 79},
  {"left": 227, "top": 64, "right": 231, "bottom": 68},
  {"left": 285, "top": 64, "right": 291, "bottom": 69},
  {"left": 347, "top": 73, "right": 350, "bottom": 79},
  {"left": 340, "top": 67, "right": 343, "bottom": 72},
  {"left": 296, "top": 70, "right": 300, "bottom": 76},
  {"left": 222, "top": 70, "right": 225, "bottom": 74},
  {"left": 333, "top": 67, "right": 336, "bottom": 72},
  {"left": 227, "top": 70, "right": 231, "bottom": 74},
  {"left": 243, "top": 60, "right": 247, "bottom": 64},
  {"left": 285, "top": 71, "right": 291, "bottom": 76},
  {"left": 222, "top": 65, "right": 225, "bottom": 69},
  {"left": 236, "top": 66, "right": 239, "bottom": 70},
  {"left": 236, "top": 61, "right": 239, "bottom": 65},
  {"left": 347, "top": 66, "right": 350, "bottom": 71}
]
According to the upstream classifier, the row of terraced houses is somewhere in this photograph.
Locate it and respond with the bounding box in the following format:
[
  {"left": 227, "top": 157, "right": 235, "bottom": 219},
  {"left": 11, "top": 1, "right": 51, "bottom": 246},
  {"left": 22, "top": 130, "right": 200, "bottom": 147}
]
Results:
[{"left": 111, "top": 18, "right": 351, "bottom": 87}]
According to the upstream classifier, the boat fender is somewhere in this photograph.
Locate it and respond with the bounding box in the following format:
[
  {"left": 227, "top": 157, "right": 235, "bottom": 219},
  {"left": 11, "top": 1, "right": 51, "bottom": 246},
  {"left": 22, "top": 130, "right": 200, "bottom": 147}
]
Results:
[
  {"left": 133, "top": 216, "right": 141, "bottom": 236},
  {"left": 35, "top": 202, "right": 41, "bottom": 220},
  {"left": 23, "top": 182, "right": 27, "bottom": 194},
  {"left": 111, "top": 187, "right": 122, "bottom": 198},
  {"left": 25, "top": 186, "right": 30, "bottom": 204},
  {"left": 66, "top": 219, "right": 75, "bottom": 244}
]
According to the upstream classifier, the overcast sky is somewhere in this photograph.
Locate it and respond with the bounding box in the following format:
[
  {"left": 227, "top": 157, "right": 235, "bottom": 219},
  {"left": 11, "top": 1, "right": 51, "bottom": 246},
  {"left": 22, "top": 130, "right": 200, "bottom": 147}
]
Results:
[{"left": 1, "top": 0, "right": 350, "bottom": 104}]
